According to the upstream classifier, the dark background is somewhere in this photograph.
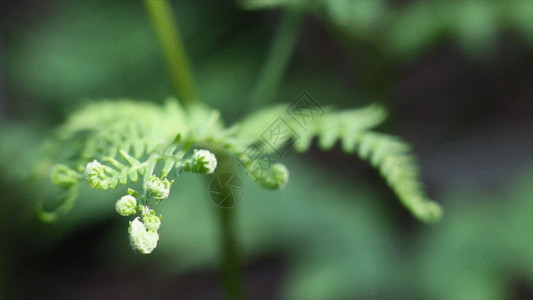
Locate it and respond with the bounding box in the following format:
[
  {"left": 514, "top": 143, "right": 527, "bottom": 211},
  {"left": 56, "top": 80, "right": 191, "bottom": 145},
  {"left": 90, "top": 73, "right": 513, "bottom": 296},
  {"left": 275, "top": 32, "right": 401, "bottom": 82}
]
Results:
[{"left": 1, "top": 0, "right": 532, "bottom": 299}]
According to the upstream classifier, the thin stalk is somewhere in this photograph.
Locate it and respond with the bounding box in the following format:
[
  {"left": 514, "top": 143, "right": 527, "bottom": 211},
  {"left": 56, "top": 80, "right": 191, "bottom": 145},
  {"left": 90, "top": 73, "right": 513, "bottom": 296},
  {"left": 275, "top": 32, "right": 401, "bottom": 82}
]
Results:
[
  {"left": 218, "top": 201, "right": 243, "bottom": 300},
  {"left": 143, "top": 0, "right": 198, "bottom": 105},
  {"left": 211, "top": 154, "right": 244, "bottom": 300},
  {"left": 143, "top": 2, "right": 243, "bottom": 297},
  {"left": 247, "top": 8, "right": 304, "bottom": 112}
]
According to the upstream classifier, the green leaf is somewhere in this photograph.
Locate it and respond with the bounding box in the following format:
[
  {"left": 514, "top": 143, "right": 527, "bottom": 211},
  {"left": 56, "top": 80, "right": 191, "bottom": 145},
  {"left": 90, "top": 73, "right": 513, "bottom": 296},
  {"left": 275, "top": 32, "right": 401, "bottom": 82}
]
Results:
[
  {"left": 41, "top": 98, "right": 440, "bottom": 224},
  {"left": 229, "top": 102, "right": 441, "bottom": 222}
]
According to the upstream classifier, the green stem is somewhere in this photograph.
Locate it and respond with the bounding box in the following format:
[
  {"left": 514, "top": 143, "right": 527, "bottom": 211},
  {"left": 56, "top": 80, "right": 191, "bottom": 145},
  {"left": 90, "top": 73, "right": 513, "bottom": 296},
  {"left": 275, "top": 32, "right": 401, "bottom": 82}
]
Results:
[
  {"left": 211, "top": 154, "right": 244, "bottom": 300},
  {"left": 247, "top": 8, "right": 305, "bottom": 112},
  {"left": 143, "top": 2, "right": 243, "bottom": 297},
  {"left": 218, "top": 201, "right": 243, "bottom": 300},
  {"left": 143, "top": 0, "right": 198, "bottom": 105}
]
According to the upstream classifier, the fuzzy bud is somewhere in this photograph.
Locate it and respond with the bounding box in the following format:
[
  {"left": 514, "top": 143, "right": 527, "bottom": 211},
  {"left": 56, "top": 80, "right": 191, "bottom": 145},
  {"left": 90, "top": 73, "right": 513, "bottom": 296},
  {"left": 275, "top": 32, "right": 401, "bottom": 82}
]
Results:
[
  {"left": 115, "top": 195, "right": 137, "bottom": 216},
  {"left": 257, "top": 163, "right": 290, "bottom": 190},
  {"left": 84, "top": 160, "right": 105, "bottom": 188},
  {"left": 128, "top": 217, "right": 159, "bottom": 254},
  {"left": 144, "top": 176, "right": 172, "bottom": 200},
  {"left": 270, "top": 163, "right": 289, "bottom": 189},
  {"left": 141, "top": 206, "right": 161, "bottom": 232},
  {"left": 191, "top": 149, "right": 217, "bottom": 174}
]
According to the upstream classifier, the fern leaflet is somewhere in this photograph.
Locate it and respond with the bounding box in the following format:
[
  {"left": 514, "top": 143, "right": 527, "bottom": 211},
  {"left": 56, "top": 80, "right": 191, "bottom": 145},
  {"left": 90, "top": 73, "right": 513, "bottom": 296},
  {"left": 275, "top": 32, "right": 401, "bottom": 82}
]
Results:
[{"left": 230, "top": 103, "right": 442, "bottom": 223}]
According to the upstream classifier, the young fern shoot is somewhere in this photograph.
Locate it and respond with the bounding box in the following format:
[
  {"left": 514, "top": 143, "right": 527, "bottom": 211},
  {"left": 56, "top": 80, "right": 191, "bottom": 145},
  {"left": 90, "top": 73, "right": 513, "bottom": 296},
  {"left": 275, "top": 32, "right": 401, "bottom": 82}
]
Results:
[
  {"left": 38, "top": 97, "right": 441, "bottom": 254},
  {"left": 38, "top": 100, "right": 219, "bottom": 254}
]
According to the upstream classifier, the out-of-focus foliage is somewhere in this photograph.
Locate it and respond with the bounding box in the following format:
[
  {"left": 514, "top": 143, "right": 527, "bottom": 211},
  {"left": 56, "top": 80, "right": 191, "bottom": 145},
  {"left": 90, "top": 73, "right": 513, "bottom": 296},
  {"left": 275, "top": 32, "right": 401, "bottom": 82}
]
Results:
[
  {"left": 242, "top": 0, "right": 533, "bottom": 59},
  {"left": 413, "top": 169, "right": 533, "bottom": 300},
  {"left": 4, "top": 0, "right": 257, "bottom": 121}
]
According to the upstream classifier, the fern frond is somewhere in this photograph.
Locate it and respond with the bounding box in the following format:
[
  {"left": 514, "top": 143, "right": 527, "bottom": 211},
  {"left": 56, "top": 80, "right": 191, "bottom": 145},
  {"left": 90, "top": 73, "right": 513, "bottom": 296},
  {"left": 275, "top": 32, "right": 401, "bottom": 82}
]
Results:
[
  {"left": 301, "top": 107, "right": 441, "bottom": 223},
  {"left": 229, "top": 103, "right": 441, "bottom": 223},
  {"left": 39, "top": 98, "right": 441, "bottom": 225},
  {"left": 38, "top": 96, "right": 441, "bottom": 255},
  {"left": 354, "top": 132, "right": 441, "bottom": 222},
  {"left": 37, "top": 184, "right": 79, "bottom": 223},
  {"left": 295, "top": 104, "right": 387, "bottom": 152},
  {"left": 38, "top": 99, "right": 220, "bottom": 222},
  {"left": 56, "top": 99, "right": 187, "bottom": 169},
  {"left": 37, "top": 164, "right": 81, "bottom": 223}
]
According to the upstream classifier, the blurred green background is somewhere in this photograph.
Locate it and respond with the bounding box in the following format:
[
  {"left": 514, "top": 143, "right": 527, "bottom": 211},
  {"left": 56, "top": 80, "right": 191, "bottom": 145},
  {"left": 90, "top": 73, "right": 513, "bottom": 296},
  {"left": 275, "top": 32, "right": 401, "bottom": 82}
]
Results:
[{"left": 1, "top": 0, "right": 532, "bottom": 299}]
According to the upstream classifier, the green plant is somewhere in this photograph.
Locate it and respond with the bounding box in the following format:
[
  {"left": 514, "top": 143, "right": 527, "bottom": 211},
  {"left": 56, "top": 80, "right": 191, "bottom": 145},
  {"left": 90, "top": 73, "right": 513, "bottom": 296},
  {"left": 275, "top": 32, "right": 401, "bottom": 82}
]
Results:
[{"left": 36, "top": 0, "right": 441, "bottom": 298}]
